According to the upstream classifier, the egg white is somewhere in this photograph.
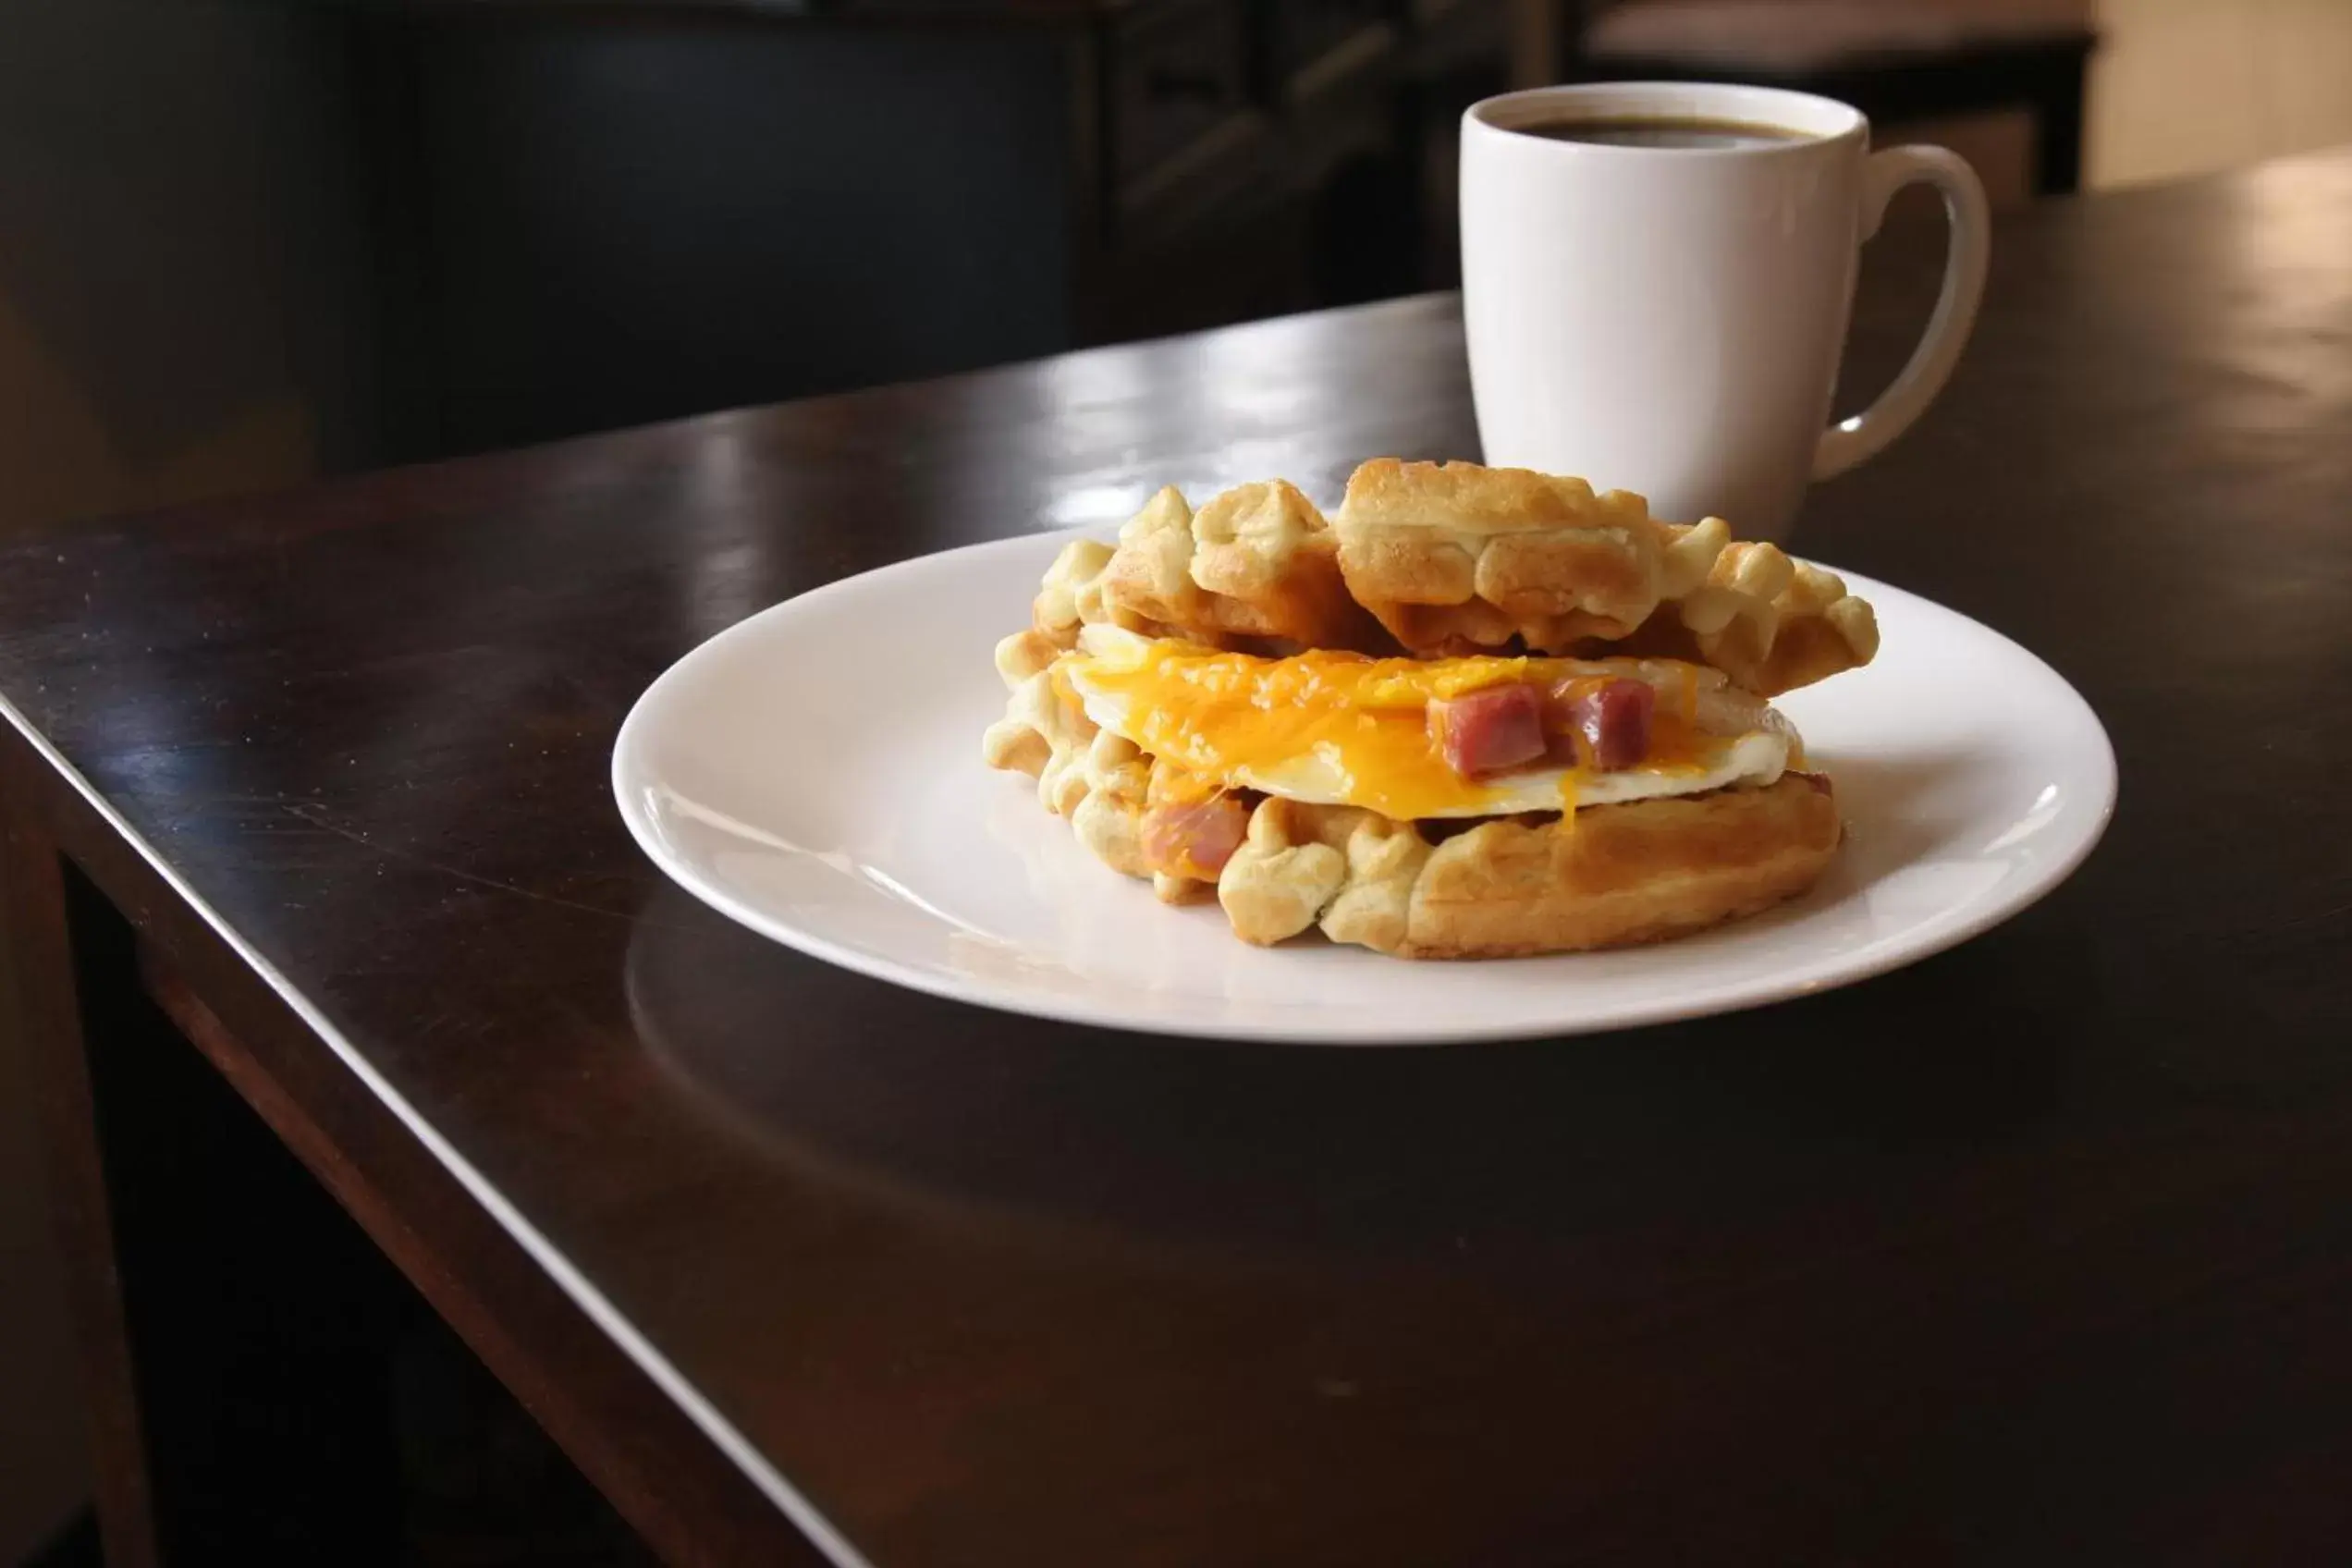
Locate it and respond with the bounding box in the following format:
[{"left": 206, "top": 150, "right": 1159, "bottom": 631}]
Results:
[{"left": 1063, "top": 626, "right": 1798, "bottom": 818}]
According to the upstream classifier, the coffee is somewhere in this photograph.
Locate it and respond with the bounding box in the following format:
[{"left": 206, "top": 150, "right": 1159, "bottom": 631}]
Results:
[{"left": 1514, "top": 116, "right": 1809, "bottom": 151}]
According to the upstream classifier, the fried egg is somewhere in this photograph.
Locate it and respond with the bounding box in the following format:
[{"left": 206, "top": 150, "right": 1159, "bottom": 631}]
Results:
[{"left": 1060, "top": 625, "right": 1795, "bottom": 819}]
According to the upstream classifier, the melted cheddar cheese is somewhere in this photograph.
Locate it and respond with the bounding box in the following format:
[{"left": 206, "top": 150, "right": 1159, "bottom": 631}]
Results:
[{"left": 1061, "top": 635, "right": 1769, "bottom": 821}]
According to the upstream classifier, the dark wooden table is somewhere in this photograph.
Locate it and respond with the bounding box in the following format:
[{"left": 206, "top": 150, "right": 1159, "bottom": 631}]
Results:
[{"left": 6, "top": 152, "right": 2352, "bottom": 1567}]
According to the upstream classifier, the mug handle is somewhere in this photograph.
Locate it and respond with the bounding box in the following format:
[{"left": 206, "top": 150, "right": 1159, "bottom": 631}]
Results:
[{"left": 1812, "top": 144, "right": 1991, "bottom": 481}]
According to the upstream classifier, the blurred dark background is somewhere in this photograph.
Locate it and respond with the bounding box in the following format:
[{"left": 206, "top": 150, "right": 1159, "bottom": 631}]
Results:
[
  {"left": 12, "top": 0, "right": 2352, "bottom": 540},
  {"left": 0, "top": 0, "right": 2121, "bottom": 503},
  {"left": 16, "top": 0, "right": 2351, "bottom": 524},
  {"left": 4, "top": 0, "right": 2350, "bottom": 1562}
]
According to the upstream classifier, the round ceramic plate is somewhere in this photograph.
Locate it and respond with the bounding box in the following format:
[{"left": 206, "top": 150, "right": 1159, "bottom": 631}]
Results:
[{"left": 613, "top": 529, "right": 2115, "bottom": 1045}]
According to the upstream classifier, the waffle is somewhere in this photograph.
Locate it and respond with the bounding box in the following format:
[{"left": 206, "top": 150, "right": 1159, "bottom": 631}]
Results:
[
  {"left": 983, "top": 458, "right": 1871, "bottom": 959},
  {"left": 1029, "top": 538, "right": 1123, "bottom": 649},
  {"left": 1039, "top": 481, "right": 1384, "bottom": 654},
  {"left": 1035, "top": 463, "right": 1875, "bottom": 694},
  {"left": 1615, "top": 541, "right": 1881, "bottom": 698},
  {"left": 1219, "top": 774, "right": 1840, "bottom": 957},
  {"left": 1333, "top": 459, "right": 1876, "bottom": 693},
  {"left": 1333, "top": 459, "right": 1724, "bottom": 651},
  {"left": 981, "top": 630, "right": 1223, "bottom": 905}
]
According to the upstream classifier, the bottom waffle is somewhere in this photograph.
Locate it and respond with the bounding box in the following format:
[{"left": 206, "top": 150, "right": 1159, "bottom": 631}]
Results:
[
  {"left": 1239, "top": 774, "right": 1841, "bottom": 958},
  {"left": 992, "top": 740, "right": 1837, "bottom": 959}
]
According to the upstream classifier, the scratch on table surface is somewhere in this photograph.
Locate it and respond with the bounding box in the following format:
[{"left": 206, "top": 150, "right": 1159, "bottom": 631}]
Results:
[
  {"left": 2238, "top": 897, "right": 2352, "bottom": 941},
  {"left": 283, "top": 802, "right": 643, "bottom": 924},
  {"left": 2278, "top": 898, "right": 2352, "bottom": 931}
]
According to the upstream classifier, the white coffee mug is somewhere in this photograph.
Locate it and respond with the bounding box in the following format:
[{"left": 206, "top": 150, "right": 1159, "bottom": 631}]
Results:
[{"left": 1460, "top": 81, "right": 1989, "bottom": 538}]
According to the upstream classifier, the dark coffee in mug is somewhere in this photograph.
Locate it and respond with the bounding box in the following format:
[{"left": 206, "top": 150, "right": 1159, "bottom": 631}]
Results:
[{"left": 1514, "top": 116, "right": 1810, "bottom": 150}]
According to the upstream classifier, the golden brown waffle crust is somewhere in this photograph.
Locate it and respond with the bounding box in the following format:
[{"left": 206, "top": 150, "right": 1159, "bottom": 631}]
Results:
[
  {"left": 1216, "top": 774, "right": 1840, "bottom": 958},
  {"left": 1334, "top": 459, "right": 1879, "bottom": 694},
  {"left": 1031, "top": 460, "right": 1878, "bottom": 698}
]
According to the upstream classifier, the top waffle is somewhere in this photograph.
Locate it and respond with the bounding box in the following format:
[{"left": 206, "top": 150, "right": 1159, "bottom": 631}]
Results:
[{"left": 1033, "top": 459, "right": 1878, "bottom": 697}]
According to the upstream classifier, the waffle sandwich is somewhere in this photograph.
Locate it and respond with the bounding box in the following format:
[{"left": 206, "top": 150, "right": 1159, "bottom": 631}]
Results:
[{"left": 982, "top": 459, "right": 1876, "bottom": 959}]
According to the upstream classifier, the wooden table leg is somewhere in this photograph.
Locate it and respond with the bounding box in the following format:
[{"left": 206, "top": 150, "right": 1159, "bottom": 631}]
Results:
[
  {"left": 4, "top": 825, "right": 580, "bottom": 1562},
  {"left": 3, "top": 745, "right": 824, "bottom": 1567},
  {"left": 6, "top": 817, "right": 163, "bottom": 1568}
]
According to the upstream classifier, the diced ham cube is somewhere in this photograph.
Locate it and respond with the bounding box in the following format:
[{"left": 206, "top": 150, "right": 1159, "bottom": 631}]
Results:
[
  {"left": 1553, "top": 676, "right": 1656, "bottom": 771},
  {"left": 1142, "top": 794, "right": 1250, "bottom": 879},
  {"left": 1428, "top": 682, "right": 1548, "bottom": 778}
]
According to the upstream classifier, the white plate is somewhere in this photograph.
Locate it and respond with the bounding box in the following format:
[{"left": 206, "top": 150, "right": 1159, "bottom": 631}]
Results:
[{"left": 614, "top": 530, "right": 2115, "bottom": 1045}]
